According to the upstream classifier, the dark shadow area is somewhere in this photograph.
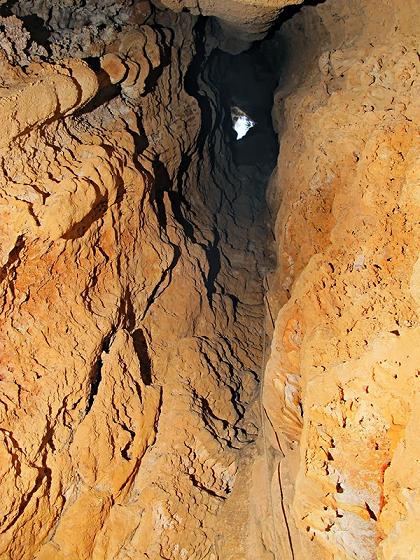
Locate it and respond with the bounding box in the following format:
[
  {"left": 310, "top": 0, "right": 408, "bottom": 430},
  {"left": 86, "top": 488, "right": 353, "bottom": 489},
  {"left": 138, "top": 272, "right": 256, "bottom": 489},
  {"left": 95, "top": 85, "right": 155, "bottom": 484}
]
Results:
[
  {"left": 205, "top": 38, "right": 280, "bottom": 174},
  {"left": 151, "top": 156, "right": 197, "bottom": 243},
  {"left": 0, "top": 0, "right": 17, "bottom": 16},
  {"left": 202, "top": 0, "right": 328, "bottom": 176},
  {"left": 132, "top": 328, "right": 153, "bottom": 385},
  {"left": 151, "top": 157, "right": 171, "bottom": 229},
  {"left": 20, "top": 14, "right": 51, "bottom": 48},
  {"left": 86, "top": 330, "right": 115, "bottom": 413},
  {"left": 205, "top": 228, "right": 221, "bottom": 306},
  {"left": 184, "top": 17, "right": 214, "bottom": 159},
  {"left": 264, "top": 0, "right": 328, "bottom": 38}
]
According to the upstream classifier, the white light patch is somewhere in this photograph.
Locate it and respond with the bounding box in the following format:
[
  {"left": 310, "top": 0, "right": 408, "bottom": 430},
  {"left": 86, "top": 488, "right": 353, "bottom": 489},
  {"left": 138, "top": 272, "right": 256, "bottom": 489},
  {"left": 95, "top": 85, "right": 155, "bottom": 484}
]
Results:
[{"left": 231, "top": 106, "right": 255, "bottom": 140}]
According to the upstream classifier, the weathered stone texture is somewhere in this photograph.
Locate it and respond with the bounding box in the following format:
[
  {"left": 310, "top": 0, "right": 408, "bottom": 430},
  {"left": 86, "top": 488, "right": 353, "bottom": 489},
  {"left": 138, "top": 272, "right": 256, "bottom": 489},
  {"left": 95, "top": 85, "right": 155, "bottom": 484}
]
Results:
[
  {"left": 264, "top": 1, "right": 420, "bottom": 559},
  {"left": 0, "top": 5, "right": 265, "bottom": 558},
  {"left": 0, "top": 0, "right": 418, "bottom": 559}
]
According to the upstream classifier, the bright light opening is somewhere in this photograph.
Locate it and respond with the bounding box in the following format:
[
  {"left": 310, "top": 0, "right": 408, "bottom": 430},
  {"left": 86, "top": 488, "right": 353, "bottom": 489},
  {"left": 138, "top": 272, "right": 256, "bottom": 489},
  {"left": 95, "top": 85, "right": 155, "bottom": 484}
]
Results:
[{"left": 231, "top": 106, "right": 255, "bottom": 140}]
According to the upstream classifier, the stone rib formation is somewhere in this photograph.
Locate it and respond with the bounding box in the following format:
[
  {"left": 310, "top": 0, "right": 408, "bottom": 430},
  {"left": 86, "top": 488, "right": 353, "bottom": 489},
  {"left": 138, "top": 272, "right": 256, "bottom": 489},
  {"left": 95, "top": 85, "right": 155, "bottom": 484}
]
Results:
[{"left": 0, "top": 1, "right": 418, "bottom": 559}]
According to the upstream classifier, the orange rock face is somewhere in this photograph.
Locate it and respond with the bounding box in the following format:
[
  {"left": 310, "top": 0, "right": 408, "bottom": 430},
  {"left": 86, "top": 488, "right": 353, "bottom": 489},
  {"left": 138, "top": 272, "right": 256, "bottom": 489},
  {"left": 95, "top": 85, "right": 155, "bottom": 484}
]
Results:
[
  {"left": 0, "top": 4, "right": 266, "bottom": 559},
  {"left": 264, "top": 1, "right": 420, "bottom": 559},
  {"left": 0, "top": 1, "right": 418, "bottom": 559}
]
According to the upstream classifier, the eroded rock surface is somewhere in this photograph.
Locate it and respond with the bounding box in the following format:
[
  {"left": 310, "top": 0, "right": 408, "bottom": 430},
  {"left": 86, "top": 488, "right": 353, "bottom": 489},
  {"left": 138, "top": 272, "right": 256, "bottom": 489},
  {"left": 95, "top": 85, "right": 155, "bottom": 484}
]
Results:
[
  {"left": 0, "top": 3, "right": 266, "bottom": 559},
  {"left": 0, "top": 0, "right": 418, "bottom": 559},
  {"left": 264, "top": 1, "right": 420, "bottom": 559}
]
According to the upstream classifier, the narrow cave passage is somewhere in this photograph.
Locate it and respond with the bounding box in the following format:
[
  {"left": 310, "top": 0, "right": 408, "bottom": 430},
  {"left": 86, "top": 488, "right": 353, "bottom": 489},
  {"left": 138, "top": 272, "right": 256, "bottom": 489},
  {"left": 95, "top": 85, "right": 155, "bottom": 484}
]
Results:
[
  {"left": 178, "top": 25, "right": 285, "bottom": 558},
  {"left": 1, "top": 1, "right": 418, "bottom": 559},
  {"left": 0, "top": 2, "right": 284, "bottom": 557},
  {"left": 206, "top": 41, "right": 280, "bottom": 171}
]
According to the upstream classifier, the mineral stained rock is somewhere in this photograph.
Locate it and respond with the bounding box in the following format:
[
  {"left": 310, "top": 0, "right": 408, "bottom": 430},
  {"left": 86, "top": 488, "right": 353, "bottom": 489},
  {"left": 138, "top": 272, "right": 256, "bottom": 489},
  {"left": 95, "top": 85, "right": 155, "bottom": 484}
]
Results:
[{"left": 0, "top": 0, "right": 419, "bottom": 559}]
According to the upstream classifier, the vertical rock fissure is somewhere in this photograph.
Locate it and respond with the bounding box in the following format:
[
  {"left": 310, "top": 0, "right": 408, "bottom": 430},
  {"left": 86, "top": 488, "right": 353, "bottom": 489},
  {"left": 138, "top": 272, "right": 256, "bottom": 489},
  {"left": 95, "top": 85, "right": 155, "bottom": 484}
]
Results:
[{"left": 85, "top": 330, "right": 115, "bottom": 414}]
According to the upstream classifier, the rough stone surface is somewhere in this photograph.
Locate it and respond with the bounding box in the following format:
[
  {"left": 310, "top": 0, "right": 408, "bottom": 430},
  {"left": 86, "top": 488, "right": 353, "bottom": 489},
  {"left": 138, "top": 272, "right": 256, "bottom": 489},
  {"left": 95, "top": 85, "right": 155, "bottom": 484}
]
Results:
[
  {"left": 264, "top": 1, "right": 420, "bottom": 559},
  {"left": 155, "top": 0, "right": 302, "bottom": 53},
  {"left": 0, "top": 4, "right": 266, "bottom": 558},
  {"left": 0, "top": 0, "right": 418, "bottom": 559}
]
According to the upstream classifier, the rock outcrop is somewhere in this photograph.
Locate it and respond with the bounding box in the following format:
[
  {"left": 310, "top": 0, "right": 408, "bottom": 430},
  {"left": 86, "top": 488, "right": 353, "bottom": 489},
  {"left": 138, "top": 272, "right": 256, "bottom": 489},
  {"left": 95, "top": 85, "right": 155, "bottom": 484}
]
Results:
[
  {"left": 156, "top": 0, "right": 301, "bottom": 52},
  {"left": 0, "top": 1, "right": 418, "bottom": 559}
]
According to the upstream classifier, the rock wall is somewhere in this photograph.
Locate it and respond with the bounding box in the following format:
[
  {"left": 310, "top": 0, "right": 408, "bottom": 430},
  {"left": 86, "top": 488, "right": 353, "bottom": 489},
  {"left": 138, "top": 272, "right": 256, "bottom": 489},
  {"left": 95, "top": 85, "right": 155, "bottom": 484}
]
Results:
[
  {"left": 264, "top": 1, "right": 420, "bottom": 559},
  {"left": 0, "top": 3, "right": 267, "bottom": 559},
  {"left": 0, "top": 0, "right": 418, "bottom": 559}
]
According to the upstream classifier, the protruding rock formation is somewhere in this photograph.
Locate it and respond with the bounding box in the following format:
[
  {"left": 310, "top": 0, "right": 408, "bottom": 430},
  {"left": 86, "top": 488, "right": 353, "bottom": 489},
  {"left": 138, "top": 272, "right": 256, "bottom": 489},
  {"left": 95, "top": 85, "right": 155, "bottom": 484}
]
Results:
[
  {"left": 157, "top": 0, "right": 300, "bottom": 52},
  {"left": 0, "top": 1, "right": 418, "bottom": 559}
]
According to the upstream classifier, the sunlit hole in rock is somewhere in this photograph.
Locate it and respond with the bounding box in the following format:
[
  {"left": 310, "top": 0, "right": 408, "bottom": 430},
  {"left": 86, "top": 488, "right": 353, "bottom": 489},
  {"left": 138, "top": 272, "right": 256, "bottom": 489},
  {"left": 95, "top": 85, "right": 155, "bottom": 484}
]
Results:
[{"left": 231, "top": 106, "right": 256, "bottom": 139}]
